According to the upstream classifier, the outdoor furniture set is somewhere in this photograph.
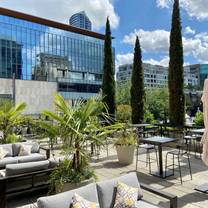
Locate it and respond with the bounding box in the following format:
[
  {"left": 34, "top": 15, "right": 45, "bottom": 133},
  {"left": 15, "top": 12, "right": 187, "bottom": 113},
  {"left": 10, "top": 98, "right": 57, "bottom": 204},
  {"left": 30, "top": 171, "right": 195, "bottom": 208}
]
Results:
[
  {"left": 37, "top": 172, "right": 178, "bottom": 208},
  {"left": 0, "top": 141, "right": 57, "bottom": 208}
]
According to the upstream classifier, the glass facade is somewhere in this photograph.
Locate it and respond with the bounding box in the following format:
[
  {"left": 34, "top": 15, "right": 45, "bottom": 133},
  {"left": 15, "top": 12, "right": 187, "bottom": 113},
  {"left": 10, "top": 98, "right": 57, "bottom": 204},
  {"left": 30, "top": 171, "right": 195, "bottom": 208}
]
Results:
[
  {"left": 200, "top": 64, "right": 208, "bottom": 88},
  {"left": 0, "top": 14, "right": 105, "bottom": 99}
]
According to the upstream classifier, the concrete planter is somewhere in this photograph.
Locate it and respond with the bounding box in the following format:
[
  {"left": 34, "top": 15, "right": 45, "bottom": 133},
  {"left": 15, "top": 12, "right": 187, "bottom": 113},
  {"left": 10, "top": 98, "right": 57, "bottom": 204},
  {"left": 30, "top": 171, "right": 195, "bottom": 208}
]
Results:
[
  {"left": 56, "top": 178, "right": 94, "bottom": 193},
  {"left": 116, "top": 145, "right": 135, "bottom": 165}
]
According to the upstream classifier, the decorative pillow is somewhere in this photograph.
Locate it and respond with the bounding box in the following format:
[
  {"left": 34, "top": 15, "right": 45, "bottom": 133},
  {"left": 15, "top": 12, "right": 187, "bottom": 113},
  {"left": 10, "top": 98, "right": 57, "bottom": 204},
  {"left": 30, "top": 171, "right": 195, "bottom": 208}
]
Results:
[
  {"left": 18, "top": 144, "right": 32, "bottom": 156},
  {"left": 114, "top": 182, "right": 138, "bottom": 208},
  {"left": 71, "top": 193, "right": 97, "bottom": 208},
  {"left": 0, "top": 147, "right": 8, "bottom": 159}
]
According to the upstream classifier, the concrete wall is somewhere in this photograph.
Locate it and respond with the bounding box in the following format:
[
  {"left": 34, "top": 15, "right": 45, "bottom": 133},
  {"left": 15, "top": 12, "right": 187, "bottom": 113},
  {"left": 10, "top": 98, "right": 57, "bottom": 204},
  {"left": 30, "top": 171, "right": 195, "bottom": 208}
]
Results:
[
  {"left": 0, "top": 78, "right": 13, "bottom": 95},
  {"left": 0, "top": 78, "right": 57, "bottom": 115}
]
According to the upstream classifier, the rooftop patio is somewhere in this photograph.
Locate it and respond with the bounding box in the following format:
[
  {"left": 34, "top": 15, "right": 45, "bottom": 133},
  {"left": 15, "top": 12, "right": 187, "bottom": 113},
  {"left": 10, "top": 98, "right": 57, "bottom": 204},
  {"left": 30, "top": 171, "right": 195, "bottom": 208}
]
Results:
[{"left": 7, "top": 144, "right": 208, "bottom": 208}]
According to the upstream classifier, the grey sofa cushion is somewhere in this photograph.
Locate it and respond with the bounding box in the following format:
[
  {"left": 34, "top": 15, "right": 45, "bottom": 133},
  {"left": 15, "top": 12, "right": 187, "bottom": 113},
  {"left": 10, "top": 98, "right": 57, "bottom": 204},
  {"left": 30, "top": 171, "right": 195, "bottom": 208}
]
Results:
[
  {"left": 6, "top": 160, "right": 49, "bottom": 176},
  {"left": 136, "top": 200, "right": 161, "bottom": 208},
  {"left": 0, "top": 144, "right": 13, "bottom": 157},
  {"left": 37, "top": 183, "right": 99, "bottom": 208},
  {"left": 12, "top": 142, "right": 40, "bottom": 156},
  {"left": 48, "top": 158, "right": 59, "bottom": 168},
  {"left": 0, "top": 157, "right": 18, "bottom": 168},
  {"left": 96, "top": 172, "right": 143, "bottom": 208},
  {"left": 17, "top": 153, "right": 46, "bottom": 163}
]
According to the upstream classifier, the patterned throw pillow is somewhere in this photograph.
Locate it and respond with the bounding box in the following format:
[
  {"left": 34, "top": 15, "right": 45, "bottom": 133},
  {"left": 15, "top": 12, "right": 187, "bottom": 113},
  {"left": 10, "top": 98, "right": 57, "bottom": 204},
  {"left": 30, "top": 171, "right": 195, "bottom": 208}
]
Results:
[
  {"left": 114, "top": 182, "right": 138, "bottom": 208},
  {"left": 0, "top": 147, "right": 8, "bottom": 160},
  {"left": 18, "top": 144, "right": 32, "bottom": 156},
  {"left": 71, "top": 193, "right": 97, "bottom": 208}
]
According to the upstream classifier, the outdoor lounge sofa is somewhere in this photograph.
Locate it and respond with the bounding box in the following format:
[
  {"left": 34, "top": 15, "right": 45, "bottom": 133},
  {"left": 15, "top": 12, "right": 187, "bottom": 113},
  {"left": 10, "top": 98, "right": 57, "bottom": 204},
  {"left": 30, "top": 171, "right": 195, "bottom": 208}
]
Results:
[
  {"left": 0, "top": 142, "right": 50, "bottom": 169},
  {"left": 37, "top": 172, "right": 177, "bottom": 208},
  {"left": 0, "top": 159, "right": 57, "bottom": 208}
]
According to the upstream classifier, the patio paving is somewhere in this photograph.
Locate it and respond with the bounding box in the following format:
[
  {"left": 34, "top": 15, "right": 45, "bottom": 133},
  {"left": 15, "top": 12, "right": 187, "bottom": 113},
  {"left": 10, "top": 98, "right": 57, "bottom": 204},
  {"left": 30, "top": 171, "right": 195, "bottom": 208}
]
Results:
[{"left": 7, "top": 145, "right": 208, "bottom": 208}]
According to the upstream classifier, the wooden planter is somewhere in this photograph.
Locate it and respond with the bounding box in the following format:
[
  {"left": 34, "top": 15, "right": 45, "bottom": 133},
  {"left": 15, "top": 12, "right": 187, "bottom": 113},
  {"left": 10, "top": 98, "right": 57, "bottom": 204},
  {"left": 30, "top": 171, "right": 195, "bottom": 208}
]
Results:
[
  {"left": 116, "top": 145, "right": 135, "bottom": 165},
  {"left": 56, "top": 178, "right": 94, "bottom": 193}
]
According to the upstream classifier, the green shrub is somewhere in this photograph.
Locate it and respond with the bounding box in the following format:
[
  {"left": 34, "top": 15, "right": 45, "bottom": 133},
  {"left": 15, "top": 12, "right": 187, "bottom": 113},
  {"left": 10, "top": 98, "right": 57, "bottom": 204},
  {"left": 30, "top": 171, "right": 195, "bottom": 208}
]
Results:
[
  {"left": 194, "top": 112, "right": 204, "bottom": 127},
  {"left": 116, "top": 105, "right": 131, "bottom": 122},
  {"left": 6, "top": 134, "right": 22, "bottom": 143},
  {"left": 49, "top": 159, "right": 96, "bottom": 193},
  {"left": 115, "top": 128, "right": 137, "bottom": 146}
]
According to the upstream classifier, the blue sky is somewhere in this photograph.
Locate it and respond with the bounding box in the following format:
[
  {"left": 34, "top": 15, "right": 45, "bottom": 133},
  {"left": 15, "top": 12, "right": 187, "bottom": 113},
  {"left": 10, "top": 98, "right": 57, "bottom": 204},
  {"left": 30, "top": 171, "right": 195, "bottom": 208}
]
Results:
[{"left": 1, "top": 0, "right": 208, "bottom": 67}]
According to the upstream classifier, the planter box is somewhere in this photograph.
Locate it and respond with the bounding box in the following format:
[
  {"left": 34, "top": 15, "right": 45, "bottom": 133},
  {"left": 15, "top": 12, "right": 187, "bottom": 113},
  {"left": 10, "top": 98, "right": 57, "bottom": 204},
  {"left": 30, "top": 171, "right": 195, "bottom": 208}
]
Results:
[
  {"left": 56, "top": 178, "right": 94, "bottom": 193},
  {"left": 116, "top": 145, "right": 135, "bottom": 165}
]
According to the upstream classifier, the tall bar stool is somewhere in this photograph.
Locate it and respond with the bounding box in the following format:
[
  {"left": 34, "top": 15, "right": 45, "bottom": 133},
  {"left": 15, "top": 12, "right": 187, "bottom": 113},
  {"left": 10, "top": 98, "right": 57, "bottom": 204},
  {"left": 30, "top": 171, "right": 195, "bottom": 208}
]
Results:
[
  {"left": 165, "top": 144, "right": 192, "bottom": 184},
  {"left": 194, "top": 135, "right": 202, "bottom": 159},
  {"left": 136, "top": 143, "right": 159, "bottom": 174}
]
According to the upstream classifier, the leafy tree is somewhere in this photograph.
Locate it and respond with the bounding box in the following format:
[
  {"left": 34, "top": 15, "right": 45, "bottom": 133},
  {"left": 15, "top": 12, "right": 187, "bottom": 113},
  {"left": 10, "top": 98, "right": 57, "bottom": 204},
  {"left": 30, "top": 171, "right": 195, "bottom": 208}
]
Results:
[
  {"left": 130, "top": 36, "right": 145, "bottom": 124},
  {"left": 168, "top": 0, "right": 185, "bottom": 127},
  {"left": 146, "top": 88, "right": 169, "bottom": 121},
  {"left": 116, "top": 104, "right": 131, "bottom": 123},
  {"left": 102, "top": 17, "right": 116, "bottom": 119},
  {"left": 116, "top": 81, "right": 131, "bottom": 105},
  {"left": 194, "top": 112, "right": 204, "bottom": 127}
]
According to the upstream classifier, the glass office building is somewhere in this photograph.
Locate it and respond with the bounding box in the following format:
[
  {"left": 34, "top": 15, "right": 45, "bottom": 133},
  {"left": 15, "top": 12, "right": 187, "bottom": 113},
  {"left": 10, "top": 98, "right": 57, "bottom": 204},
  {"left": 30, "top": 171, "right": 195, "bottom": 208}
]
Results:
[
  {"left": 0, "top": 8, "right": 106, "bottom": 101},
  {"left": 69, "top": 11, "right": 92, "bottom": 31}
]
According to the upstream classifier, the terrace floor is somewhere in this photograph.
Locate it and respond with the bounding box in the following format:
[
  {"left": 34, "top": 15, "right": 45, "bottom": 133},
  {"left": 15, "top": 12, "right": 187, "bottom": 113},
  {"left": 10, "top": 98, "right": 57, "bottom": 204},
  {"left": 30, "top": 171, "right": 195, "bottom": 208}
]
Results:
[{"left": 8, "top": 145, "right": 208, "bottom": 208}]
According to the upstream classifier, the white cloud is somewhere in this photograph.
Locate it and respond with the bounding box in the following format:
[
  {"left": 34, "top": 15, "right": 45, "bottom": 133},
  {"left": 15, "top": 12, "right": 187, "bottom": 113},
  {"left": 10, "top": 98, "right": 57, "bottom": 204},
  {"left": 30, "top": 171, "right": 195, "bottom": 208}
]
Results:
[
  {"left": 123, "top": 28, "right": 208, "bottom": 64},
  {"left": 116, "top": 53, "right": 170, "bottom": 68},
  {"left": 144, "top": 56, "right": 169, "bottom": 66},
  {"left": 123, "top": 29, "right": 169, "bottom": 53},
  {"left": 0, "top": 0, "right": 119, "bottom": 29},
  {"left": 156, "top": 0, "right": 171, "bottom": 8},
  {"left": 185, "top": 26, "right": 195, "bottom": 35},
  {"left": 157, "top": 0, "right": 208, "bottom": 21},
  {"left": 116, "top": 53, "right": 134, "bottom": 66}
]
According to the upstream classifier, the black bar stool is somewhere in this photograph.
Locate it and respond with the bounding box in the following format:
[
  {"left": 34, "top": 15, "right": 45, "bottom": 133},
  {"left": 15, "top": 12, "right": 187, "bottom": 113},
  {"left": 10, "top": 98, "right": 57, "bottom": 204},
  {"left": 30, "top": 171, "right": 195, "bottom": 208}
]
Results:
[
  {"left": 165, "top": 144, "right": 192, "bottom": 184},
  {"left": 136, "top": 143, "right": 159, "bottom": 174},
  {"left": 194, "top": 135, "right": 202, "bottom": 159}
]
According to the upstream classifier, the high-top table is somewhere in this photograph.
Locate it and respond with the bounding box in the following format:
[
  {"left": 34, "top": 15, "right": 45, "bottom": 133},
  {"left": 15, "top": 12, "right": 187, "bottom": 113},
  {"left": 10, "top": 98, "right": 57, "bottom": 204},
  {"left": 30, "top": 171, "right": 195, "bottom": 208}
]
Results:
[
  {"left": 141, "top": 136, "right": 177, "bottom": 178},
  {"left": 191, "top": 128, "right": 205, "bottom": 135}
]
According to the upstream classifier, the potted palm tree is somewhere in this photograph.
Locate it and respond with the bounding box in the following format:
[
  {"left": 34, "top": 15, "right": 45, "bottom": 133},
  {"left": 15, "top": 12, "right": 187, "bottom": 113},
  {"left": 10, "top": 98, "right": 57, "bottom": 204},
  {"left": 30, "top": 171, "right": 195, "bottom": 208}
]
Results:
[
  {"left": 41, "top": 94, "right": 122, "bottom": 193},
  {"left": 115, "top": 128, "right": 137, "bottom": 165}
]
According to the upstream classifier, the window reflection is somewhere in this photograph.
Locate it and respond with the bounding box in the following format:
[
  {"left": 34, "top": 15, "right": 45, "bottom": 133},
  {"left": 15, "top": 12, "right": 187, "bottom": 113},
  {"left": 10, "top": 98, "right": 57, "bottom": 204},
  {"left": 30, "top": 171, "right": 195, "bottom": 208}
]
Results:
[{"left": 0, "top": 14, "right": 105, "bottom": 92}]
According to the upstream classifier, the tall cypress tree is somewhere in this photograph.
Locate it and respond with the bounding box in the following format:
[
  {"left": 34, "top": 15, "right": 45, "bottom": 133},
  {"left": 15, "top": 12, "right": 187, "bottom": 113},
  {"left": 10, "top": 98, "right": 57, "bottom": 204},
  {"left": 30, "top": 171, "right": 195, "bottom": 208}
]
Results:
[
  {"left": 102, "top": 17, "right": 115, "bottom": 119},
  {"left": 131, "top": 36, "right": 145, "bottom": 124},
  {"left": 169, "top": 0, "right": 185, "bottom": 127}
]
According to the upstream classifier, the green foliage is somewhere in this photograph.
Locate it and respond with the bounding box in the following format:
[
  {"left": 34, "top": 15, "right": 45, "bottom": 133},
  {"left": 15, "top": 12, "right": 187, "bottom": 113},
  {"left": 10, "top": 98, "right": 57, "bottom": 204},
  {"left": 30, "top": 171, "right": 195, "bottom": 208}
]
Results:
[
  {"left": 116, "top": 105, "right": 131, "bottom": 123},
  {"left": 42, "top": 93, "right": 123, "bottom": 174},
  {"left": 131, "top": 36, "right": 145, "bottom": 124},
  {"left": 102, "top": 17, "right": 116, "bottom": 119},
  {"left": 146, "top": 88, "right": 169, "bottom": 121},
  {"left": 144, "top": 110, "right": 155, "bottom": 124},
  {"left": 116, "top": 81, "right": 131, "bottom": 105},
  {"left": 194, "top": 112, "right": 204, "bottom": 127},
  {"left": 49, "top": 159, "right": 96, "bottom": 193},
  {"left": 168, "top": 0, "right": 185, "bottom": 127},
  {"left": 115, "top": 128, "right": 137, "bottom": 146},
  {"left": 6, "top": 133, "right": 22, "bottom": 143},
  {"left": 0, "top": 101, "right": 27, "bottom": 143}
]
